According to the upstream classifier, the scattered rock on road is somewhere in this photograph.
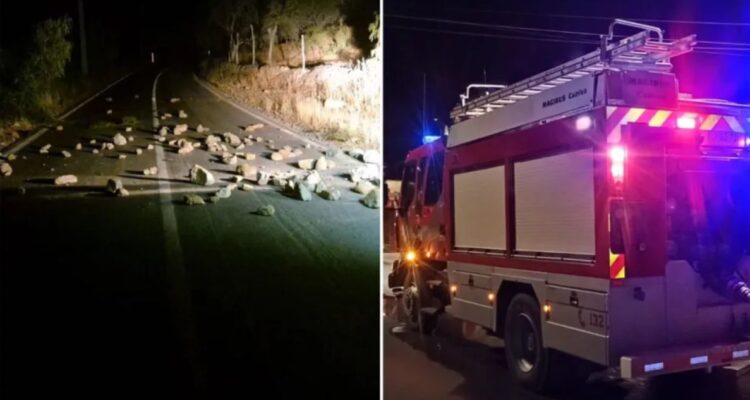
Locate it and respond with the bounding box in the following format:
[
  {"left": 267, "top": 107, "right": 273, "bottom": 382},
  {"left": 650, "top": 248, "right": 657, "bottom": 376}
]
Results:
[
  {"left": 298, "top": 159, "right": 314, "bottom": 170},
  {"left": 184, "top": 194, "right": 205, "bottom": 206},
  {"left": 216, "top": 186, "right": 233, "bottom": 199},
  {"left": 236, "top": 163, "right": 258, "bottom": 179},
  {"left": 143, "top": 166, "right": 158, "bottom": 176},
  {"left": 353, "top": 180, "right": 376, "bottom": 194},
  {"left": 92, "top": 149, "right": 99, "bottom": 154},
  {"left": 173, "top": 124, "right": 188, "bottom": 135},
  {"left": 118, "top": 154, "right": 127, "bottom": 160},
  {"left": 136, "top": 148, "right": 143, "bottom": 155},
  {"left": 178, "top": 110, "right": 188, "bottom": 118},
  {"left": 304, "top": 170, "right": 321, "bottom": 186},
  {"left": 361, "top": 189, "right": 380, "bottom": 208},
  {"left": 56, "top": 125, "right": 64, "bottom": 131},
  {"left": 222, "top": 153, "right": 238, "bottom": 165},
  {"left": 117, "top": 188, "right": 130, "bottom": 197},
  {"left": 270, "top": 152, "right": 284, "bottom": 161},
  {"left": 196, "top": 124, "right": 209, "bottom": 133},
  {"left": 240, "top": 183, "right": 253, "bottom": 191},
  {"left": 113, "top": 133, "right": 127, "bottom": 146},
  {"left": 293, "top": 182, "right": 312, "bottom": 201},
  {"left": 128, "top": 136, "right": 134, "bottom": 142},
  {"left": 89, "top": 139, "right": 97, "bottom": 145},
  {"left": 147, "top": 144, "right": 154, "bottom": 150},
  {"left": 7, "top": 154, "right": 16, "bottom": 161},
  {"left": 75, "top": 143, "right": 82, "bottom": 150},
  {"left": 159, "top": 126, "right": 170, "bottom": 136},
  {"left": 54, "top": 174, "right": 78, "bottom": 186},
  {"left": 244, "top": 123, "right": 264, "bottom": 132},
  {"left": 125, "top": 127, "right": 133, "bottom": 132},
  {"left": 106, "top": 178, "right": 123, "bottom": 195},
  {"left": 1, "top": 162, "right": 12, "bottom": 177},
  {"left": 106, "top": 109, "right": 113, "bottom": 115},
  {"left": 40, "top": 144, "right": 51, "bottom": 154},
  {"left": 222, "top": 132, "right": 241, "bottom": 146},
  {"left": 178, "top": 142, "right": 194, "bottom": 155},
  {"left": 61, "top": 150, "right": 71, "bottom": 158},
  {"left": 106, "top": 143, "right": 115, "bottom": 150},
  {"left": 190, "top": 165, "right": 215, "bottom": 186},
  {"left": 315, "top": 156, "right": 328, "bottom": 171},
  {"left": 256, "top": 204, "right": 275, "bottom": 216},
  {"left": 349, "top": 164, "right": 379, "bottom": 183},
  {"left": 320, "top": 188, "right": 341, "bottom": 201},
  {"left": 170, "top": 97, "right": 180, "bottom": 103}
]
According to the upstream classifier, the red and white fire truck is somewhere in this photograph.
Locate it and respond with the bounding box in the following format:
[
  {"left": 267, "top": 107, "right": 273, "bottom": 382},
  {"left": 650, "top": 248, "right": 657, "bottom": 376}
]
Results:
[{"left": 389, "top": 19, "right": 750, "bottom": 391}]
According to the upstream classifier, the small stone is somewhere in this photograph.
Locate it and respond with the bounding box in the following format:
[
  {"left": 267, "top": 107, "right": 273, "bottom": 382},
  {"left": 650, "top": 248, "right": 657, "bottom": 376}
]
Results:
[
  {"left": 216, "top": 187, "right": 232, "bottom": 199},
  {"left": 136, "top": 148, "right": 143, "bottom": 155},
  {"left": 189, "top": 165, "right": 215, "bottom": 186},
  {"left": 40, "top": 144, "right": 51, "bottom": 154},
  {"left": 223, "top": 153, "right": 238, "bottom": 165},
  {"left": 89, "top": 139, "right": 97, "bottom": 145},
  {"left": 159, "top": 126, "right": 170, "bottom": 136},
  {"left": 147, "top": 144, "right": 154, "bottom": 150},
  {"left": 208, "top": 195, "right": 221, "bottom": 203},
  {"left": 240, "top": 183, "right": 253, "bottom": 191},
  {"left": 158, "top": 137, "right": 166, "bottom": 143},
  {"left": 178, "top": 143, "right": 194, "bottom": 155},
  {"left": 193, "top": 142, "right": 201, "bottom": 148},
  {"left": 116, "top": 188, "right": 130, "bottom": 197},
  {"left": 236, "top": 164, "right": 258, "bottom": 178},
  {"left": 255, "top": 137, "right": 264, "bottom": 143},
  {"left": 298, "top": 159, "right": 314, "bottom": 170},
  {"left": 270, "top": 152, "right": 284, "bottom": 161},
  {"left": 196, "top": 124, "right": 208, "bottom": 133},
  {"left": 236, "top": 144, "right": 245, "bottom": 151},
  {"left": 244, "top": 123, "right": 264, "bottom": 132},
  {"left": 222, "top": 132, "right": 242, "bottom": 146},
  {"left": 118, "top": 154, "right": 127, "bottom": 160},
  {"left": 56, "top": 125, "right": 63, "bottom": 131},
  {"left": 92, "top": 149, "right": 99, "bottom": 154},
  {"left": 173, "top": 124, "right": 188, "bottom": 135},
  {"left": 54, "top": 174, "right": 78, "bottom": 185},
  {"left": 150, "top": 166, "right": 158, "bottom": 175},
  {"left": 245, "top": 153, "right": 256, "bottom": 161},
  {"left": 353, "top": 180, "right": 376, "bottom": 194},
  {"left": 178, "top": 110, "right": 188, "bottom": 118},
  {"left": 113, "top": 133, "right": 127, "bottom": 146},
  {"left": 75, "top": 143, "right": 82, "bottom": 150},
  {"left": 61, "top": 150, "right": 71, "bottom": 158},
  {"left": 125, "top": 127, "right": 133, "bottom": 132},
  {"left": 315, "top": 156, "right": 328, "bottom": 171},
  {"left": 7, "top": 154, "right": 16, "bottom": 161},
  {"left": 320, "top": 188, "right": 341, "bottom": 201},
  {"left": 256, "top": 204, "right": 275, "bottom": 216},
  {"left": 1, "top": 162, "right": 12, "bottom": 177},
  {"left": 106, "top": 143, "right": 115, "bottom": 150},
  {"left": 106, "top": 109, "right": 113, "bottom": 115},
  {"left": 184, "top": 194, "right": 205, "bottom": 206},
  {"left": 361, "top": 189, "right": 380, "bottom": 208},
  {"left": 170, "top": 97, "right": 180, "bottom": 103},
  {"left": 128, "top": 136, "right": 134, "bottom": 142},
  {"left": 106, "top": 178, "right": 123, "bottom": 195}
]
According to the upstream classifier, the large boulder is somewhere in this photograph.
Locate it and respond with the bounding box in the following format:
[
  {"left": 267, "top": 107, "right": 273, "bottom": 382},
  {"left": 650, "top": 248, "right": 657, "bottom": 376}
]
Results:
[
  {"left": 236, "top": 164, "right": 258, "bottom": 179},
  {"left": 292, "top": 182, "right": 312, "bottom": 201},
  {"left": 189, "top": 165, "right": 215, "bottom": 186},
  {"left": 361, "top": 189, "right": 380, "bottom": 209},
  {"left": 298, "top": 159, "right": 315, "bottom": 170}
]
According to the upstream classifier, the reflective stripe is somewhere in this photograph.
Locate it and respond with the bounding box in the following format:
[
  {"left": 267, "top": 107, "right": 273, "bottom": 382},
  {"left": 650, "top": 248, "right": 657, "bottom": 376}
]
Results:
[
  {"left": 609, "top": 251, "right": 625, "bottom": 279},
  {"left": 624, "top": 107, "right": 646, "bottom": 123},
  {"left": 606, "top": 106, "right": 618, "bottom": 118},
  {"left": 700, "top": 114, "right": 721, "bottom": 130},
  {"left": 724, "top": 116, "right": 745, "bottom": 133},
  {"left": 649, "top": 110, "right": 672, "bottom": 127}
]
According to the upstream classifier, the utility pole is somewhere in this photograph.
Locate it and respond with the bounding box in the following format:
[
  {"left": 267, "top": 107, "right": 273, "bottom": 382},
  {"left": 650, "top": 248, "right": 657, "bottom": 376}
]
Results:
[{"left": 77, "top": 0, "right": 88, "bottom": 76}]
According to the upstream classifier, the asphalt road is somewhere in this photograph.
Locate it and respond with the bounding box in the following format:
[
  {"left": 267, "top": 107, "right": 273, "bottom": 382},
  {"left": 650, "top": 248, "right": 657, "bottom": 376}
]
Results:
[
  {"left": 0, "top": 66, "right": 379, "bottom": 398},
  {"left": 383, "top": 298, "right": 750, "bottom": 400}
]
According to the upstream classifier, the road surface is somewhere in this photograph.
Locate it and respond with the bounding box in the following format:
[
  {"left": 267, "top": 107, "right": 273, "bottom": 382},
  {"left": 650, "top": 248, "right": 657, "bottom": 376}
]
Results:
[
  {"left": 383, "top": 297, "right": 750, "bottom": 400},
  {"left": 0, "top": 66, "right": 379, "bottom": 398}
]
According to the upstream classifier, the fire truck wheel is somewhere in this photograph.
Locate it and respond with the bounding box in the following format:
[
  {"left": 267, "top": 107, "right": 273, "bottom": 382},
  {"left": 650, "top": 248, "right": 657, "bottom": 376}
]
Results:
[
  {"left": 504, "top": 293, "right": 553, "bottom": 392},
  {"left": 401, "top": 271, "right": 437, "bottom": 334}
]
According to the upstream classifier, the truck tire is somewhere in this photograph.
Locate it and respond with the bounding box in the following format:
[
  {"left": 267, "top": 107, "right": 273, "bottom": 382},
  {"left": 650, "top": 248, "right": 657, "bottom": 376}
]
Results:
[
  {"left": 401, "top": 270, "right": 437, "bottom": 334},
  {"left": 504, "top": 293, "right": 554, "bottom": 392}
]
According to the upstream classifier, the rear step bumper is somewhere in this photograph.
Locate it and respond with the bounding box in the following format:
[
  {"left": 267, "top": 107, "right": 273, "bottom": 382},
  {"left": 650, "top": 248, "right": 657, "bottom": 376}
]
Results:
[{"left": 621, "top": 340, "right": 750, "bottom": 379}]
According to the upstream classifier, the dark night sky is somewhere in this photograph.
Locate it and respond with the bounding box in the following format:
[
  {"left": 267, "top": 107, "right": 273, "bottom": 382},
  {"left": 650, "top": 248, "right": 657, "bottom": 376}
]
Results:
[{"left": 384, "top": 0, "right": 750, "bottom": 177}]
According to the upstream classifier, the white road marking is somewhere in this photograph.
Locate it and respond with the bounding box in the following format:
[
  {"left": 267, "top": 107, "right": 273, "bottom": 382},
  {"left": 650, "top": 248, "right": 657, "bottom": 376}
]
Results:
[
  {"left": 191, "top": 74, "right": 324, "bottom": 150},
  {"left": 3, "top": 72, "right": 133, "bottom": 156}
]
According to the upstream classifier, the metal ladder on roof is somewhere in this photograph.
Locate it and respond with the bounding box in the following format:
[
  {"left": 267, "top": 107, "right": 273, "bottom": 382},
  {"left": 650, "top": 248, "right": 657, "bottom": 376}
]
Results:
[{"left": 451, "top": 19, "right": 697, "bottom": 121}]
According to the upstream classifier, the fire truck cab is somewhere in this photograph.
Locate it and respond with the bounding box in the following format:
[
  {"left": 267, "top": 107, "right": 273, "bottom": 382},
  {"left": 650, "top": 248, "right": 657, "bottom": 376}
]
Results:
[{"left": 389, "top": 19, "right": 750, "bottom": 391}]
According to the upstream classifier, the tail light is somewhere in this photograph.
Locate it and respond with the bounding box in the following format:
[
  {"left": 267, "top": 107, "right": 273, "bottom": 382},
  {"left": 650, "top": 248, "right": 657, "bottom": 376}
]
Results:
[
  {"left": 676, "top": 116, "right": 697, "bottom": 129},
  {"left": 609, "top": 146, "right": 627, "bottom": 184}
]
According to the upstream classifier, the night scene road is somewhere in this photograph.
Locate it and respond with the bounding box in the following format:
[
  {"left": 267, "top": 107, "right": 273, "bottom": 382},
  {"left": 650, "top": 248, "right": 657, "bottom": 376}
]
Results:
[{"left": 0, "top": 66, "right": 379, "bottom": 397}]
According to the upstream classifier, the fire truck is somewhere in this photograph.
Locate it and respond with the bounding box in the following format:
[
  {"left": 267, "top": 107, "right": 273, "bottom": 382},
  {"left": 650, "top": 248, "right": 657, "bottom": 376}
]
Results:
[{"left": 388, "top": 19, "right": 750, "bottom": 391}]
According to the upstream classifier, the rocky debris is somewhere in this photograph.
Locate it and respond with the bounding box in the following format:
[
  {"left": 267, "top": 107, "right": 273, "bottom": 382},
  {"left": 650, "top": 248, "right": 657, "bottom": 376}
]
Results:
[
  {"left": 236, "top": 163, "right": 258, "bottom": 179},
  {"left": 270, "top": 152, "right": 284, "bottom": 161},
  {"left": 147, "top": 144, "right": 154, "bottom": 150},
  {"left": 143, "top": 166, "right": 158, "bottom": 176},
  {"left": 240, "top": 183, "right": 253, "bottom": 191},
  {"left": 7, "top": 154, "right": 16, "bottom": 161},
  {"left": 113, "top": 133, "right": 127, "bottom": 146},
  {"left": 243, "top": 137, "right": 254, "bottom": 145},
  {"left": 125, "top": 127, "right": 133, "bottom": 132},
  {"left": 162, "top": 112, "right": 173, "bottom": 119},
  {"left": 304, "top": 170, "right": 321, "bottom": 187},
  {"left": 305, "top": 143, "right": 311, "bottom": 149},
  {"left": 349, "top": 164, "right": 379, "bottom": 183},
  {"left": 255, "top": 137, "right": 264, "bottom": 143},
  {"left": 256, "top": 204, "right": 275, "bottom": 216},
  {"left": 118, "top": 154, "right": 127, "bottom": 160},
  {"left": 205, "top": 135, "right": 221, "bottom": 145},
  {"left": 292, "top": 182, "right": 312, "bottom": 201},
  {"left": 216, "top": 186, "right": 233, "bottom": 199},
  {"left": 192, "top": 142, "right": 201, "bottom": 148},
  {"left": 196, "top": 124, "right": 209, "bottom": 133},
  {"left": 40, "top": 144, "right": 51, "bottom": 154},
  {"left": 106, "top": 178, "right": 123, "bottom": 195},
  {"left": 17, "top": 186, "right": 26, "bottom": 195},
  {"left": 324, "top": 148, "right": 341, "bottom": 158},
  {"left": 117, "top": 188, "right": 130, "bottom": 197},
  {"left": 233, "top": 175, "right": 244, "bottom": 183},
  {"left": 222, "top": 152, "right": 238, "bottom": 165},
  {"left": 222, "top": 132, "right": 242, "bottom": 146},
  {"left": 243, "top": 153, "right": 255, "bottom": 161},
  {"left": 128, "top": 136, "right": 134, "bottom": 142},
  {"left": 190, "top": 165, "right": 215, "bottom": 186},
  {"left": 56, "top": 125, "right": 64, "bottom": 131},
  {"left": 105, "top": 97, "right": 113, "bottom": 102},
  {"left": 168, "top": 139, "right": 177, "bottom": 146},
  {"left": 106, "top": 143, "right": 115, "bottom": 151},
  {"left": 320, "top": 188, "right": 341, "bottom": 201},
  {"left": 244, "top": 123, "right": 264, "bottom": 132},
  {"left": 257, "top": 171, "right": 270, "bottom": 185},
  {"left": 1, "top": 162, "right": 12, "bottom": 177},
  {"left": 361, "top": 189, "right": 379, "bottom": 208},
  {"left": 236, "top": 143, "right": 245, "bottom": 151},
  {"left": 61, "top": 150, "right": 71, "bottom": 158},
  {"left": 54, "top": 174, "right": 78, "bottom": 185},
  {"left": 178, "top": 110, "right": 188, "bottom": 119},
  {"left": 159, "top": 126, "right": 170, "bottom": 136},
  {"left": 89, "top": 139, "right": 97, "bottom": 145},
  {"left": 315, "top": 156, "right": 328, "bottom": 171},
  {"left": 92, "top": 149, "right": 99, "bottom": 154},
  {"left": 298, "top": 159, "right": 314, "bottom": 170},
  {"left": 272, "top": 177, "right": 288, "bottom": 187},
  {"left": 184, "top": 194, "right": 205, "bottom": 206},
  {"left": 136, "top": 148, "right": 143, "bottom": 155},
  {"left": 170, "top": 97, "right": 180, "bottom": 103},
  {"left": 106, "top": 109, "right": 113, "bottom": 115},
  {"left": 75, "top": 143, "right": 82, "bottom": 150},
  {"left": 178, "top": 142, "right": 194, "bottom": 155},
  {"left": 173, "top": 124, "right": 188, "bottom": 135},
  {"left": 158, "top": 137, "right": 166, "bottom": 143},
  {"left": 361, "top": 149, "right": 380, "bottom": 164},
  {"left": 353, "top": 180, "right": 376, "bottom": 195},
  {"left": 208, "top": 195, "right": 221, "bottom": 203}
]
